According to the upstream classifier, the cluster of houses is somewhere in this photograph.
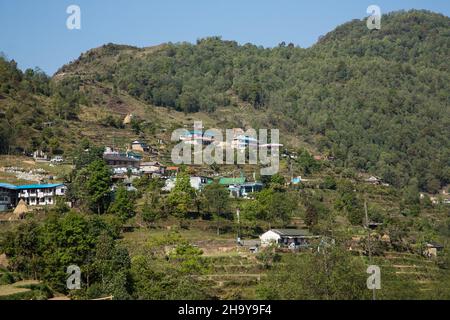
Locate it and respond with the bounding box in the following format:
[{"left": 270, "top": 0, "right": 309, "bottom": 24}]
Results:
[
  {"left": 161, "top": 175, "right": 264, "bottom": 198},
  {"left": 178, "top": 127, "right": 282, "bottom": 151},
  {"left": 103, "top": 139, "right": 267, "bottom": 198},
  {"left": 256, "top": 229, "right": 445, "bottom": 259},
  {"left": 0, "top": 182, "right": 67, "bottom": 212}
]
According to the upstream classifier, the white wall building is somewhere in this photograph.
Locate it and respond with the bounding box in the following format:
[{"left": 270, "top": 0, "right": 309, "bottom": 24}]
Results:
[
  {"left": 260, "top": 229, "right": 313, "bottom": 248},
  {"left": 16, "top": 183, "right": 67, "bottom": 206}
]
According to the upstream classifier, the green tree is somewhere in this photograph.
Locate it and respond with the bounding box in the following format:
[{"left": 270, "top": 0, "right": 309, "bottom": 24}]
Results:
[
  {"left": 304, "top": 200, "right": 319, "bottom": 227},
  {"left": 321, "top": 176, "right": 337, "bottom": 190},
  {"left": 85, "top": 160, "right": 112, "bottom": 214},
  {"left": 201, "top": 182, "right": 230, "bottom": 235},
  {"left": 109, "top": 185, "right": 136, "bottom": 222},
  {"left": 166, "top": 172, "right": 196, "bottom": 218},
  {"left": 296, "top": 149, "right": 321, "bottom": 175},
  {"left": 335, "top": 180, "right": 363, "bottom": 225},
  {"left": 257, "top": 246, "right": 369, "bottom": 300}
]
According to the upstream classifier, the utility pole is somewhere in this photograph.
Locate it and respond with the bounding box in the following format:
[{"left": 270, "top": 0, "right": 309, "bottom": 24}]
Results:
[
  {"left": 364, "top": 198, "right": 376, "bottom": 301},
  {"left": 289, "top": 159, "right": 293, "bottom": 182},
  {"left": 236, "top": 207, "right": 241, "bottom": 244}
]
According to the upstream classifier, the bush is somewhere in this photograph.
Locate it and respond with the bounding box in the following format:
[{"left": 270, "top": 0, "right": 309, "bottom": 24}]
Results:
[{"left": 0, "top": 272, "right": 15, "bottom": 285}]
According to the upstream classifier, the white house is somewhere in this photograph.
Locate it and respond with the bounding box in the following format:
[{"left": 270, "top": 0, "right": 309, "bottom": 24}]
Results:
[
  {"left": 162, "top": 176, "right": 212, "bottom": 192},
  {"left": 16, "top": 183, "right": 67, "bottom": 206},
  {"left": 189, "top": 176, "right": 212, "bottom": 190},
  {"left": 260, "top": 229, "right": 313, "bottom": 248},
  {"left": 0, "top": 182, "right": 67, "bottom": 210}
]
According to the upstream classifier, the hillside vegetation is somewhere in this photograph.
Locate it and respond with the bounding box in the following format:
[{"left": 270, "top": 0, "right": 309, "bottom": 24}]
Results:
[
  {"left": 0, "top": 9, "right": 450, "bottom": 301},
  {"left": 1, "top": 10, "right": 449, "bottom": 193}
]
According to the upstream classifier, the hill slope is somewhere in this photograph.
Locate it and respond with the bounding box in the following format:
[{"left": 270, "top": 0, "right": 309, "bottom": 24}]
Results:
[{"left": 1, "top": 10, "right": 449, "bottom": 193}]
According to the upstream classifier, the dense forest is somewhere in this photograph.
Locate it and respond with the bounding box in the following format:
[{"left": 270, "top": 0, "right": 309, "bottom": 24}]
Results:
[{"left": 1, "top": 10, "right": 450, "bottom": 193}]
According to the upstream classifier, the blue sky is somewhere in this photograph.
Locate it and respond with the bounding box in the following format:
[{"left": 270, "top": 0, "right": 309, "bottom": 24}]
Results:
[{"left": 0, "top": 0, "right": 449, "bottom": 75}]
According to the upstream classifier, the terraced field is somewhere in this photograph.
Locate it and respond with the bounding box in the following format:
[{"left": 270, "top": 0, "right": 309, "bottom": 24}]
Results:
[
  {"left": 372, "top": 251, "right": 444, "bottom": 298},
  {"left": 203, "top": 254, "right": 266, "bottom": 299}
]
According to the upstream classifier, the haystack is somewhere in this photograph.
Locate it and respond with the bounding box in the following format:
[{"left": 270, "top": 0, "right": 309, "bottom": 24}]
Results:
[
  {"left": 11, "top": 199, "right": 29, "bottom": 220},
  {"left": 0, "top": 253, "right": 9, "bottom": 268},
  {"left": 123, "top": 113, "right": 133, "bottom": 125}
]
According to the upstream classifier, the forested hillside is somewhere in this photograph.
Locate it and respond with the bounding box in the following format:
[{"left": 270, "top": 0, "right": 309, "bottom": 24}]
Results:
[
  {"left": 0, "top": 55, "right": 86, "bottom": 155},
  {"left": 1, "top": 8, "right": 450, "bottom": 301},
  {"left": 1, "top": 10, "right": 449, "bottom": 193}
]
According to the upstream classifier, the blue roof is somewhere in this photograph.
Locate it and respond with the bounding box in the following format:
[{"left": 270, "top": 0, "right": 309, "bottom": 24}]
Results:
[
  {"left": 0, "top": 183, "right": 18, "bottom": 190},
  {"left": 0, "top": 183, "right": 64, "bottom": 190},
  {"left": 185, "top": 130, "right": 215, "bottom": 137},
  {"left": 15, "top": 184, "right": 64, "bottom": 190}
]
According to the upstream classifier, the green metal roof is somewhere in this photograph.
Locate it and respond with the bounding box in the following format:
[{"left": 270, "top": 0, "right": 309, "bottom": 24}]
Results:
[{"left": 218, "top": 177, "right": 246, "bottom": 185}]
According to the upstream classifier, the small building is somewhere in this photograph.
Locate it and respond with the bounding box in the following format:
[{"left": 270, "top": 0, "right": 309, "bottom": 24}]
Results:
[
  {"left": 219, "top": 177, "right": 246, "bottom": 187},
  {"left": 229, "top": 182, "right": 263, "bottom": 198},
  {"left": 423, "top": 242, "right": 444, "bottom": 259},
  {"left": 260, "top": 229, "right": 313, "bottom": 248},
  {"left": 140, "top": 162, "right": 166, "bottom": 177},
  {"left": 162, "top": 176, "right": 212, "bottom": 192},
  {"left": 365, "top": 176, "right": 382, "bottom": 185},
  {"left": 0, "top": 183, "right": 18, "bottom": 212},
  {"left": 179, "top": 130, "right": 215, "bottom": 146},
  {"left": 126, "top": 151, "right": 143, "bottom": 160},
  {"left": 16, "top": 183, "right": 67, "bottom": 206},
  {"left": 103, "top": 153, "right": 140, "bottom": 168},
  {"left": 240, "top": 182, "right": 263, "bottom": 197},
  {"left": 190, "top": 176, "right": 213, "bottom": 190},
  {"left": 131, "top": 140, "right": 150, "bottom": 153},
  {"left": 33, "top": 150, "right": 48, "bottom": 162}
]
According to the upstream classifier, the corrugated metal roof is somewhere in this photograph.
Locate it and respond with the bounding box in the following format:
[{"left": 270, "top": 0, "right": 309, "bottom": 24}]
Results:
[
  {"left": 103, "top": 154, "right": 139, "bottom": 162},
  {"left": 219, "top": 177, "right": 246, "bottom": 185},
  {"left": 241, "top": 182, "right": 263, "bottom": 187},
  {"left": 15, "top": 184, "right": 64, "bottom": 190},
  {"left": 0, "top": 183, "right": 64, "bottom": 190},
  {"left": 272, "top": 229, "right": 311, "bottom": 237}
]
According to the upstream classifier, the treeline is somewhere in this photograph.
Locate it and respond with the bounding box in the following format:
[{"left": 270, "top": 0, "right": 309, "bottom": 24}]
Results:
[{"left": 0, "top": 212, "right": 212, "bottom": 299}]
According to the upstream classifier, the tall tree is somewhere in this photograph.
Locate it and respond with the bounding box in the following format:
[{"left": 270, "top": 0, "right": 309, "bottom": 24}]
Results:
[
  {"left": 166, "top": 172, "right": 196, "bottom": 218},
  {"left": 109, "top": 185, "right": 136, "bottom": 222},
  {"left": 201, "top": 182, "right": 230, "bottom": 235},
  {"left": 85, "top": 160, "right": 112, "bottom": 214}
]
